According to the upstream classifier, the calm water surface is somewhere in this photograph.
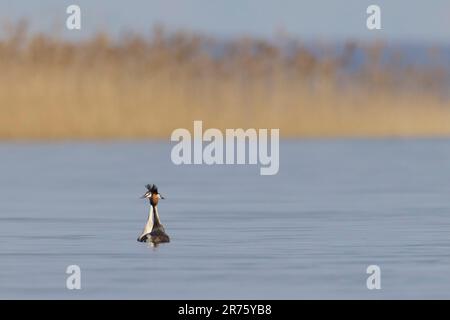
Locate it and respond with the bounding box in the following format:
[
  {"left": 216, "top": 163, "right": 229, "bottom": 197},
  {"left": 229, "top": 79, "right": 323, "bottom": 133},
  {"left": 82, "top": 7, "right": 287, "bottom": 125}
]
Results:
[{"left": 0, "top": 140, "right": 450, "bottom": 299}]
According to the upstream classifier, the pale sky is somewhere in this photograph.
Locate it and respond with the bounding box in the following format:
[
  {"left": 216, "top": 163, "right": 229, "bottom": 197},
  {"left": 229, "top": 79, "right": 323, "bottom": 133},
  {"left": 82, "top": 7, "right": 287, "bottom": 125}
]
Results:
[{"left": 1, "top": 0, "right": 450, "bottom": 44}]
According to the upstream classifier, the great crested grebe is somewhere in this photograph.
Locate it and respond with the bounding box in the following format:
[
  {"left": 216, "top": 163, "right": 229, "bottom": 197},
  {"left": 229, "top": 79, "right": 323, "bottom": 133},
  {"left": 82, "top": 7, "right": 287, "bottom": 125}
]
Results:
[{"left": 137, "top": 184, "right": 170, "bottom": 244}]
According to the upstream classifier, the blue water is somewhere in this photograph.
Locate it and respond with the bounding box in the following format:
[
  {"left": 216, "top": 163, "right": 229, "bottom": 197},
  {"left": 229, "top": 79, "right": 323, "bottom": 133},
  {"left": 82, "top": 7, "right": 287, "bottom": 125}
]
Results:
[{"left": 1, "top": 140, "right": 450, "bottom": 299}]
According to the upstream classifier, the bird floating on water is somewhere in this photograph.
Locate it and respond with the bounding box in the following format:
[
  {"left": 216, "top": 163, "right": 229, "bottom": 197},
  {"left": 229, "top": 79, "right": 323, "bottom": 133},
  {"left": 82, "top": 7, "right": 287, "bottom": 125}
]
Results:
[{"left": 138, "top": 184, "right": 170, "bottom": 245}]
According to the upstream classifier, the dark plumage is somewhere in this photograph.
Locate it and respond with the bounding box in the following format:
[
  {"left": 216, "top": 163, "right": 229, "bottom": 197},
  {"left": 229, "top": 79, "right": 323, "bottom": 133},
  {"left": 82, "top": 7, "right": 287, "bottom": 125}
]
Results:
[
  {"left": 138, "top": 228, "right": 170, "bottom": 244},
  {"left": 146, "top": 184, "right": 158, "bottom": 194}
]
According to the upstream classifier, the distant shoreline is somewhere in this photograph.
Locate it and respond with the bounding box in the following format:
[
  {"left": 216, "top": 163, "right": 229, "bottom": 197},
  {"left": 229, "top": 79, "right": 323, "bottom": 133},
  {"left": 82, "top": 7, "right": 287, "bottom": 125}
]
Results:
[{"left": 1, "top": 25, "right": 449, "bottom": 140}]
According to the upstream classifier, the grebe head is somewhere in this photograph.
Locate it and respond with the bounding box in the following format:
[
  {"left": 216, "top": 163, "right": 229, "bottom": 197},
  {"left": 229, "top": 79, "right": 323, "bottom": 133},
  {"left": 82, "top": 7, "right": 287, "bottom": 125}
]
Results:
[{"left": 140, "top": 184, "right": 165, "bottom": 206}]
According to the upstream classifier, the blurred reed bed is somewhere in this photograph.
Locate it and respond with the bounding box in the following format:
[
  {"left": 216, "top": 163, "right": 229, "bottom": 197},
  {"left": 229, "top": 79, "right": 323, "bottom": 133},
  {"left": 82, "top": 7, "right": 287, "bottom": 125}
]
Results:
[{"left": 1, "top": 22, "right": 450, "bottom": 139}]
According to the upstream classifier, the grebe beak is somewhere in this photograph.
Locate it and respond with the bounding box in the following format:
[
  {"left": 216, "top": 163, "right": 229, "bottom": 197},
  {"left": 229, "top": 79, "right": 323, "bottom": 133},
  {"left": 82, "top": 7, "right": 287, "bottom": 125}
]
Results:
[{"left": 140, "top": 191, "right": 152, "bottom": 199}]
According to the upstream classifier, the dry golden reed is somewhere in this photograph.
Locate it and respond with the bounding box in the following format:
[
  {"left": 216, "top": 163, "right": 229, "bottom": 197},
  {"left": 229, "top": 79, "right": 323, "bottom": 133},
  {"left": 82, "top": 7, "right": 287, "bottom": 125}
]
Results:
[{"left": 1, "top": 23, "right": 450, "bottom": 140}]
